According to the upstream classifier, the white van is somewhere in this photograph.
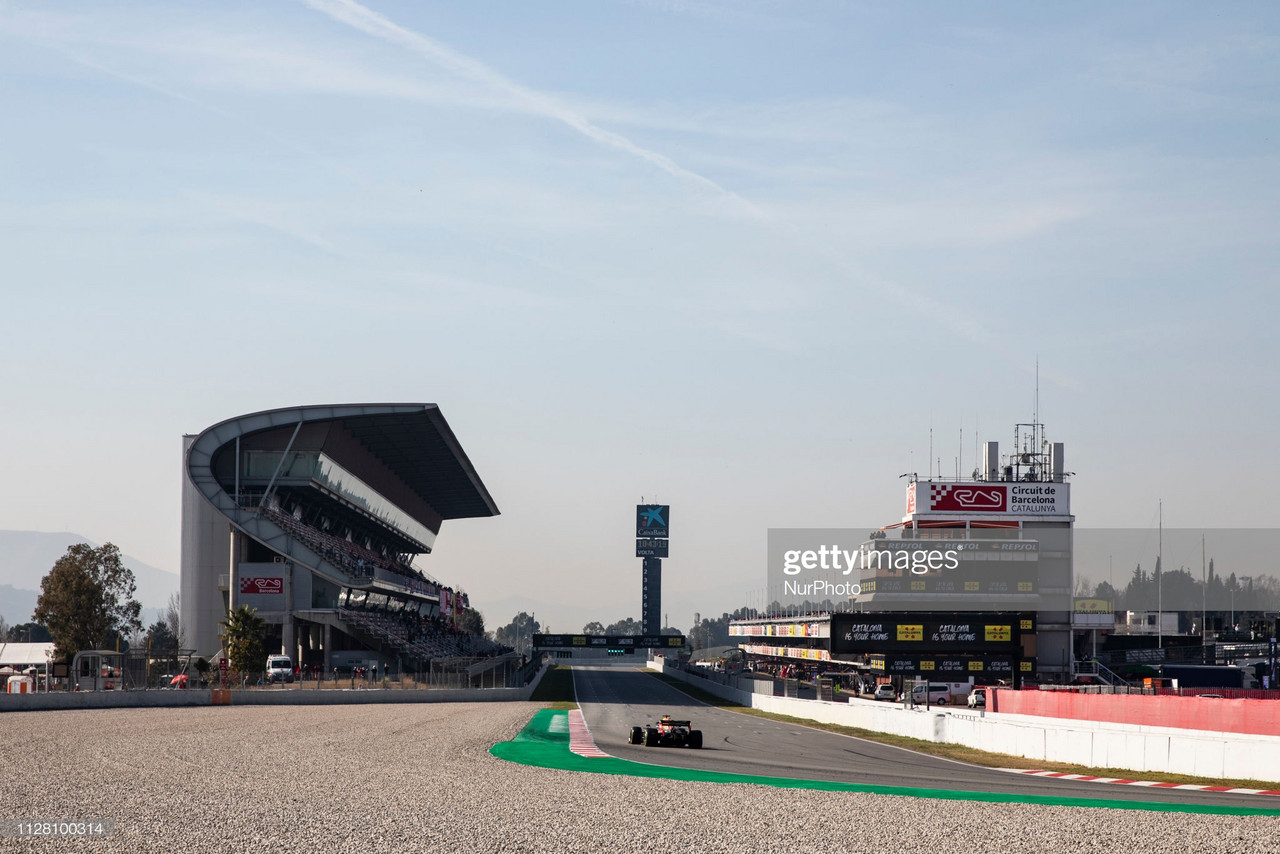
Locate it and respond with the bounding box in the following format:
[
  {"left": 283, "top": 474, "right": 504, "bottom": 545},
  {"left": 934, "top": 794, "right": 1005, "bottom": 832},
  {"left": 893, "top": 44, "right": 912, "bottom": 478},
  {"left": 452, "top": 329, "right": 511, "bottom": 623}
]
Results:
[
  {"left": 910, "top": 683, "right": 952, "bottom": 705},
  {"left": 266, "top": 655, "right": 294, "bottom": 684}
]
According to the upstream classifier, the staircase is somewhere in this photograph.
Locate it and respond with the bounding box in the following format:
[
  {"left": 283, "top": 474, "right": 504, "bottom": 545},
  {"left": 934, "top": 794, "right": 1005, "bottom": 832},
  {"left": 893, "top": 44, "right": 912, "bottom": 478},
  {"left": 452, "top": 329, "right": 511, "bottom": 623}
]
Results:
[{"left": 1075, "top": 658, "right": 1129, "bottom": 687}]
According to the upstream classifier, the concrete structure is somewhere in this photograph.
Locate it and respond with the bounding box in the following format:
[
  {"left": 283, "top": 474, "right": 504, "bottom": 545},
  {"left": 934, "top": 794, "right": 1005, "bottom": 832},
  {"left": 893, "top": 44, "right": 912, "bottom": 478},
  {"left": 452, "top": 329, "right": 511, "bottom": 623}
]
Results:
[
  {"left": 180, "top": 404, "right": 505, "bottom": 674},
  {"left": 0, "top": 663, "right": 550, "bottom": 712}
]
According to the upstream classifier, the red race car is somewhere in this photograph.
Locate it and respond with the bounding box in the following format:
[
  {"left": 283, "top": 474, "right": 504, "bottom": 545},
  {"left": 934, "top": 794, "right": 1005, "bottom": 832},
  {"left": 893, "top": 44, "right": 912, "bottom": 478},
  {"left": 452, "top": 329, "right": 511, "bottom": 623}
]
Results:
[{"left": 629, "top": 715, "right": 703, "bottom": 749}]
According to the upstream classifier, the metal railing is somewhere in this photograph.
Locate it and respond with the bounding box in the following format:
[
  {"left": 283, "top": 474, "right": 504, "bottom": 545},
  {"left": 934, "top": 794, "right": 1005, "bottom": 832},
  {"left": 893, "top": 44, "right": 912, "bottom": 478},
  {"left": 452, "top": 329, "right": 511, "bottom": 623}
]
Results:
[{"left": 1074, "top": 658, "right": 1130, "bottom": 686}]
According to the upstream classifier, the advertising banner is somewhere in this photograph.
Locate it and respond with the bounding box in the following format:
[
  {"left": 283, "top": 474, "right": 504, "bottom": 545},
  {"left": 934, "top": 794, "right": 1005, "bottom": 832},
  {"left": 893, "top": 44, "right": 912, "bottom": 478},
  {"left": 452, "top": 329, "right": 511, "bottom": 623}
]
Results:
[
  {"left": 868, "top": 654, "right": 1030, "bottom": 677},
  {"left": 830, "top": 612, "right": 1030, "bottom": 655},
  {"left": 235, "top": 563, "right": 285, "bottom": 610},
  {"left": 636, "top": 505, "right": 670, "bottom": 538},
  {"left": 239, "top": 577, "right": 282, "bottom": 594},
  {"left": 531, "top": 634, "right": 685, "bottom": 649},
  {"left": 910, "top": 482, "right": 1070, "bottom": 515}
]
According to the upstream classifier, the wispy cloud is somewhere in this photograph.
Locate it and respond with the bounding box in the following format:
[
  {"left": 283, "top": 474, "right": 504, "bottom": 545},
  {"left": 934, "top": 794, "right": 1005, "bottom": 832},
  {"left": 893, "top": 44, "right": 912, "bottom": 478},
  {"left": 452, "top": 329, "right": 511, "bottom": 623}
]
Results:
[{"left": 300, "top": 0, "right": 762, "bottom": 215}]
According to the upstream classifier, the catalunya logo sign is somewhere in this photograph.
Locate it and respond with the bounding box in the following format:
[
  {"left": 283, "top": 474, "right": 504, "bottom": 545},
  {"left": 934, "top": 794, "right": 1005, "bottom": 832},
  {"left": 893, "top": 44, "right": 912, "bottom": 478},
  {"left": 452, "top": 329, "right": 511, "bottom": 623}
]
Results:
[
  {"left": 928, "top": 484, "right": 1007, "bottom": 512},
  {"left": 240, "top": 577, "right": 283, "bottom": 594}
]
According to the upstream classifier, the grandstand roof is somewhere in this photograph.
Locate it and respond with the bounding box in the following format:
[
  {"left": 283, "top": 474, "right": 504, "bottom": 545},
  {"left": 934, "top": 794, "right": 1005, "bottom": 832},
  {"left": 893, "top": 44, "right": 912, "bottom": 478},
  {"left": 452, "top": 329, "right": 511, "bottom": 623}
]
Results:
[
  {"left": 187, "top": 403, "right": 499, "bottom": 523},
  {"left": 339, "top": 407, "right": 499, "bottom": 520}
]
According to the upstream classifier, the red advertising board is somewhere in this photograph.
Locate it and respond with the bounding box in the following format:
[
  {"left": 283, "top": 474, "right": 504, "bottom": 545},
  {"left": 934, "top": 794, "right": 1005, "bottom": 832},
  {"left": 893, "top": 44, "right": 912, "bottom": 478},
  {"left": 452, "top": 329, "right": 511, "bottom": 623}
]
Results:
[
  {"left": 928, "top": 484, "right": 1007, "bottom": 512},
  {"left": 239, "top": 577, "right": 283, "bottom": 594},
  {"left": 905, "top": 482, "right": 1070, "bottom": 515}
]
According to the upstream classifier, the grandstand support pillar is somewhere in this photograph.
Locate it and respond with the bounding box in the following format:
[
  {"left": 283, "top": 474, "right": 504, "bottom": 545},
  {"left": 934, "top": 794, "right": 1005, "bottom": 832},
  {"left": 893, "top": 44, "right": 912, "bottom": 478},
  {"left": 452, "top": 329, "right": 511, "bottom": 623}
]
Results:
[
  {"left": 283, "top": 562, "right": 295, "bottom": 659},
  {"left": 227, "top": 526, "right": 243, "bottom": 614},
  {"left": 323, "top": 624, "right": 333, "bottom": 674}
]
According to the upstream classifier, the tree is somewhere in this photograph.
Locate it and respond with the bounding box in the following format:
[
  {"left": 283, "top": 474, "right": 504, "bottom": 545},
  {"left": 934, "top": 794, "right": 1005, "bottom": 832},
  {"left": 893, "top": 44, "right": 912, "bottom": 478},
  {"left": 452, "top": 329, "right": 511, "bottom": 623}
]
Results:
[
  {"left": 0, "top": 615, "right": 7, "bottom": 641},
  {"left": 33, "top": 543, "right": 142, "bottom": 661},
  {"left": 165, "top": 592, "right": 183, "bottom": 649},
  {"left": 221, "top": 606, "right": 266, "bottom": 685},
  {"left": 604, "top": 617, "right": 641, "bottom": 635},
  {"left": 493, "top": 611, "right": 540, "bottom": 651},
  {"left": 6, "top": 622, "right": 51, "bottom": 643},
  {"left": 456, "top": 608, "right": 485, "bottom": 636},
  {"left": 146, "top": 619, "right": 178, "bottom": 655},
  {"left": 687, "top": 613, "right": 731, "bottom": 650},
  {"left": 582, "top": 621, "right": 605, "bottom": 635}
]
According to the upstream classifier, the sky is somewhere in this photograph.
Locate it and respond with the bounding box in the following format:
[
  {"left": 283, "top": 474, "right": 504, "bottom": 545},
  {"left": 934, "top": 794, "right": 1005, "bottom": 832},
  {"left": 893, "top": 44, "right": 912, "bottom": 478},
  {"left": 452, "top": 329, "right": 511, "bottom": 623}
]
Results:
[{"left": 2, "top": 1, "right": 1279, "bottom": 634}]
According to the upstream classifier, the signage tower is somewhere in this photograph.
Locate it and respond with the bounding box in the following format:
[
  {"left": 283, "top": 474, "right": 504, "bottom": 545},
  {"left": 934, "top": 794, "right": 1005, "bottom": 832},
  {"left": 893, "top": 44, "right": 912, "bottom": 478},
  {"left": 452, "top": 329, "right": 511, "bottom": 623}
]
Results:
[{"left": 637, "top": 504, "right": 669, "bottom": 636}]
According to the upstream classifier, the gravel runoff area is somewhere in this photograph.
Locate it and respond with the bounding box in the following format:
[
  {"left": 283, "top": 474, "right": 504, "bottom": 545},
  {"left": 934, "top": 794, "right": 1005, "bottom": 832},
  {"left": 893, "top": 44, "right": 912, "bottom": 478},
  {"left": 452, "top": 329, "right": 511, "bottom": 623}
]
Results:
[{"left": 3, "top": 702, "right": 1280, "bottom": 854}]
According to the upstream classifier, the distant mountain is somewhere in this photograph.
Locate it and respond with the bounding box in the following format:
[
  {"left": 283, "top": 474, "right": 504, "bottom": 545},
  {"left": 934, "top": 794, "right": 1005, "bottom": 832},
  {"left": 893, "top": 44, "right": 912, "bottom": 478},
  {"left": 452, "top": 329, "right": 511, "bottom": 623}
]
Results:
[
  {"left": 0, "top": 531, "right": 179, "bottom": 625},
  {"left": 0, "top": 584, "right": 40, "bottom": 627}
]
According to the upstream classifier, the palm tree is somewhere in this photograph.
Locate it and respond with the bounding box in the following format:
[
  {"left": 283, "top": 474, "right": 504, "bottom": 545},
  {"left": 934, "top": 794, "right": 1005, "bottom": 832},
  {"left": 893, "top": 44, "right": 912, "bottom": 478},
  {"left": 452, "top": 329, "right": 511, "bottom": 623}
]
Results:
[{"left": 221, "top": 606, "right": 265, "bottom": 687}]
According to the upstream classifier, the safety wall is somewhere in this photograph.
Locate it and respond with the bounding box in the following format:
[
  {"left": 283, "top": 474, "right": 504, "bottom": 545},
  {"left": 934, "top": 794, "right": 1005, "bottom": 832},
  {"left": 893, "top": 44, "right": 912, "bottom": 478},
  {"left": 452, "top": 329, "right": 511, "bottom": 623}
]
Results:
[
  {"left": 988, "top": 689, "right": 1280, "bottom": 737},
  {"left": 0, "top": 664, "right": 549, "bottom": 712},
  {"left": 649, "top": 660, "right": 1280, "bottom": 783}
]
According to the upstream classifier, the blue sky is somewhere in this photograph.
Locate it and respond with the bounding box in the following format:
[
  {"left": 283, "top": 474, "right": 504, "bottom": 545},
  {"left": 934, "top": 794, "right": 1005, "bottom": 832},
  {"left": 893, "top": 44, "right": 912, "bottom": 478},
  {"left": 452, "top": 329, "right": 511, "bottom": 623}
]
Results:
[{"left": 2, "top": 1, "right": 1278, "bottom": 633}]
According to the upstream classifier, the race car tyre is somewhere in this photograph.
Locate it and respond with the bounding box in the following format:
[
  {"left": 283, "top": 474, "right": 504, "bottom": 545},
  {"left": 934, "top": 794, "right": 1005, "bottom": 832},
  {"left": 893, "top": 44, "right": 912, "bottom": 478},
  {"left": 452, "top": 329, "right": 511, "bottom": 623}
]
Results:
[
  {"left": 644, "top": 728, "right": 658, "bottom": 747},
  {"left": 629, "top": 726, "right": 644, "bottom": 745},
  {"left": 688, "top": 730, "right": 703, "bottom": 749}
]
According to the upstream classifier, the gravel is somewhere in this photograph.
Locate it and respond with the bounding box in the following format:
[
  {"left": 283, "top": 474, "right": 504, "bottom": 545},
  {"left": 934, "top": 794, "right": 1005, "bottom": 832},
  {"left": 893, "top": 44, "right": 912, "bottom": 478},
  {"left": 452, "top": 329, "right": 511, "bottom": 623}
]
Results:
[{"left": 2, "top": 702, "right": 1279, "bottom": 853}]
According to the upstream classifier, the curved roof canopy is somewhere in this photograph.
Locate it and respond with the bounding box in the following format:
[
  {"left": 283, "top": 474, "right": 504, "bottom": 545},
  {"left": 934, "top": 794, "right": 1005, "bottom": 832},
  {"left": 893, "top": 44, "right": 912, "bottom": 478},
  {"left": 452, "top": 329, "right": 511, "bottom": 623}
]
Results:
[
  {"left": 185, "top": 404, "right": 498, "bottom": 590},
  {"left": 188, "top": 403, "right": 498, "bottom": 522}
]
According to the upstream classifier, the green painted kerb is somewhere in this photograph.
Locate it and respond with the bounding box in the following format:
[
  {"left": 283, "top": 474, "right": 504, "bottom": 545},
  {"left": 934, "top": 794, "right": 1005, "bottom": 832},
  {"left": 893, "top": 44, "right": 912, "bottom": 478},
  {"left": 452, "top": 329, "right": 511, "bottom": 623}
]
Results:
[{"left": 490, "top": 710, "right": 1280, "bottom": 817}]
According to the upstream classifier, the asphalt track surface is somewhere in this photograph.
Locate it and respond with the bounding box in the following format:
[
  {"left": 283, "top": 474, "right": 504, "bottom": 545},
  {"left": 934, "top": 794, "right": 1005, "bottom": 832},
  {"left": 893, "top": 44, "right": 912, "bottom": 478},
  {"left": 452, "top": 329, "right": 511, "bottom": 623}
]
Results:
[{"left": 572, "top": 665, "right": 1279, "bottom": 810}]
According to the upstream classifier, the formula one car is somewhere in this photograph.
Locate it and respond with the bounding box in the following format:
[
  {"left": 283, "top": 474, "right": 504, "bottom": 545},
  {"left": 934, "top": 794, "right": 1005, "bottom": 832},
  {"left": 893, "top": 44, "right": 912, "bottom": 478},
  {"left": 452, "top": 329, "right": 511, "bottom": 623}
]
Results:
[{"left": 628, "top": 715, "right": 703, "bottom": 749}]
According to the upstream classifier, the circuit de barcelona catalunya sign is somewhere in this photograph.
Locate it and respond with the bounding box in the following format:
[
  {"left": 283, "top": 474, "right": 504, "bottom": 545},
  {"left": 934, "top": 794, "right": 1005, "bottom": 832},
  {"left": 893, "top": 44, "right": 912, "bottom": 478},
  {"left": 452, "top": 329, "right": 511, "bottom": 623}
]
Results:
[{"left": 907, "top": 482, "right": 1070, "bottom": 515}]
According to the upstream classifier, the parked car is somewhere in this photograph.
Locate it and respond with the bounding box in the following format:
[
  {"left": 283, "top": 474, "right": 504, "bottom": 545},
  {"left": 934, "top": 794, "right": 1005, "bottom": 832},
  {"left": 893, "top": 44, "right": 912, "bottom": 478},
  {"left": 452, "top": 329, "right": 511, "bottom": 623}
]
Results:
[
  {"left": 967, "top": 687, "right": 987, "bottom": 708},
  {"left": 873, "top": 683, "right": 897, "bottom": 701}
]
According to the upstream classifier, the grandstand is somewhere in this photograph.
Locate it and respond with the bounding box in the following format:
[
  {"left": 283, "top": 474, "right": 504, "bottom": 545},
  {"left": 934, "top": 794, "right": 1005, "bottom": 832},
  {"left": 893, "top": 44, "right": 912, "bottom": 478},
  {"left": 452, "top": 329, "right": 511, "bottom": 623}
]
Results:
[{"left": 180, "top": 404, "right": 510, "bottom": 680}]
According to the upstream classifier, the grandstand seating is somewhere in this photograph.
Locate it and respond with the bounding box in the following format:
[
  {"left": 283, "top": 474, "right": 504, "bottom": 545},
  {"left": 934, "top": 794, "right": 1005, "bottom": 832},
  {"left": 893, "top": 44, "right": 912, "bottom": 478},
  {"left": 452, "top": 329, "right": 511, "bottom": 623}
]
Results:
[
  {"left": 260, "top": 506, "right": 424, "bottom": 585},
  {"left": 255, "top": 500, "right": 504, "bottom": 667},
  {"left": 338, "top": 607, "right": 508, "bottom": 663}
]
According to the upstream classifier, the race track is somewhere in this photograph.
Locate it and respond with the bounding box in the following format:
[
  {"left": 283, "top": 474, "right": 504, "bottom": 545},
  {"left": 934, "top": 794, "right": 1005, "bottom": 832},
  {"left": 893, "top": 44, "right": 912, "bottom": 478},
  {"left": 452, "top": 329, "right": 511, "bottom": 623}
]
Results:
[{"left": 573, "top": 665, "right": 1278, "bottom": 810}]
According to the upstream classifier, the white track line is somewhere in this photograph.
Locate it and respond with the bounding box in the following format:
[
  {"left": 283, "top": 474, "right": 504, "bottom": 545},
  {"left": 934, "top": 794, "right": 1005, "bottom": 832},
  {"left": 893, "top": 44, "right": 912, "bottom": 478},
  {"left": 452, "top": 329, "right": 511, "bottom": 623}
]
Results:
[{"left": 997, "top": 768, "right": 1280, "bottom": 797}]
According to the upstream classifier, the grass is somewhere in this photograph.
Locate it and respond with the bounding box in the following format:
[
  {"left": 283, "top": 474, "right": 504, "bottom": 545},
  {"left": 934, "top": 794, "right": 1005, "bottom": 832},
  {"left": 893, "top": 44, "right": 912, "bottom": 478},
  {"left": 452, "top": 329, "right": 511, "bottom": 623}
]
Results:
[
  {"left": 645, "top": 671, "right": 1280, "bottom": 792},
  {"left": 529, "top": 664, "right": 577, "bottom": 709}
]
